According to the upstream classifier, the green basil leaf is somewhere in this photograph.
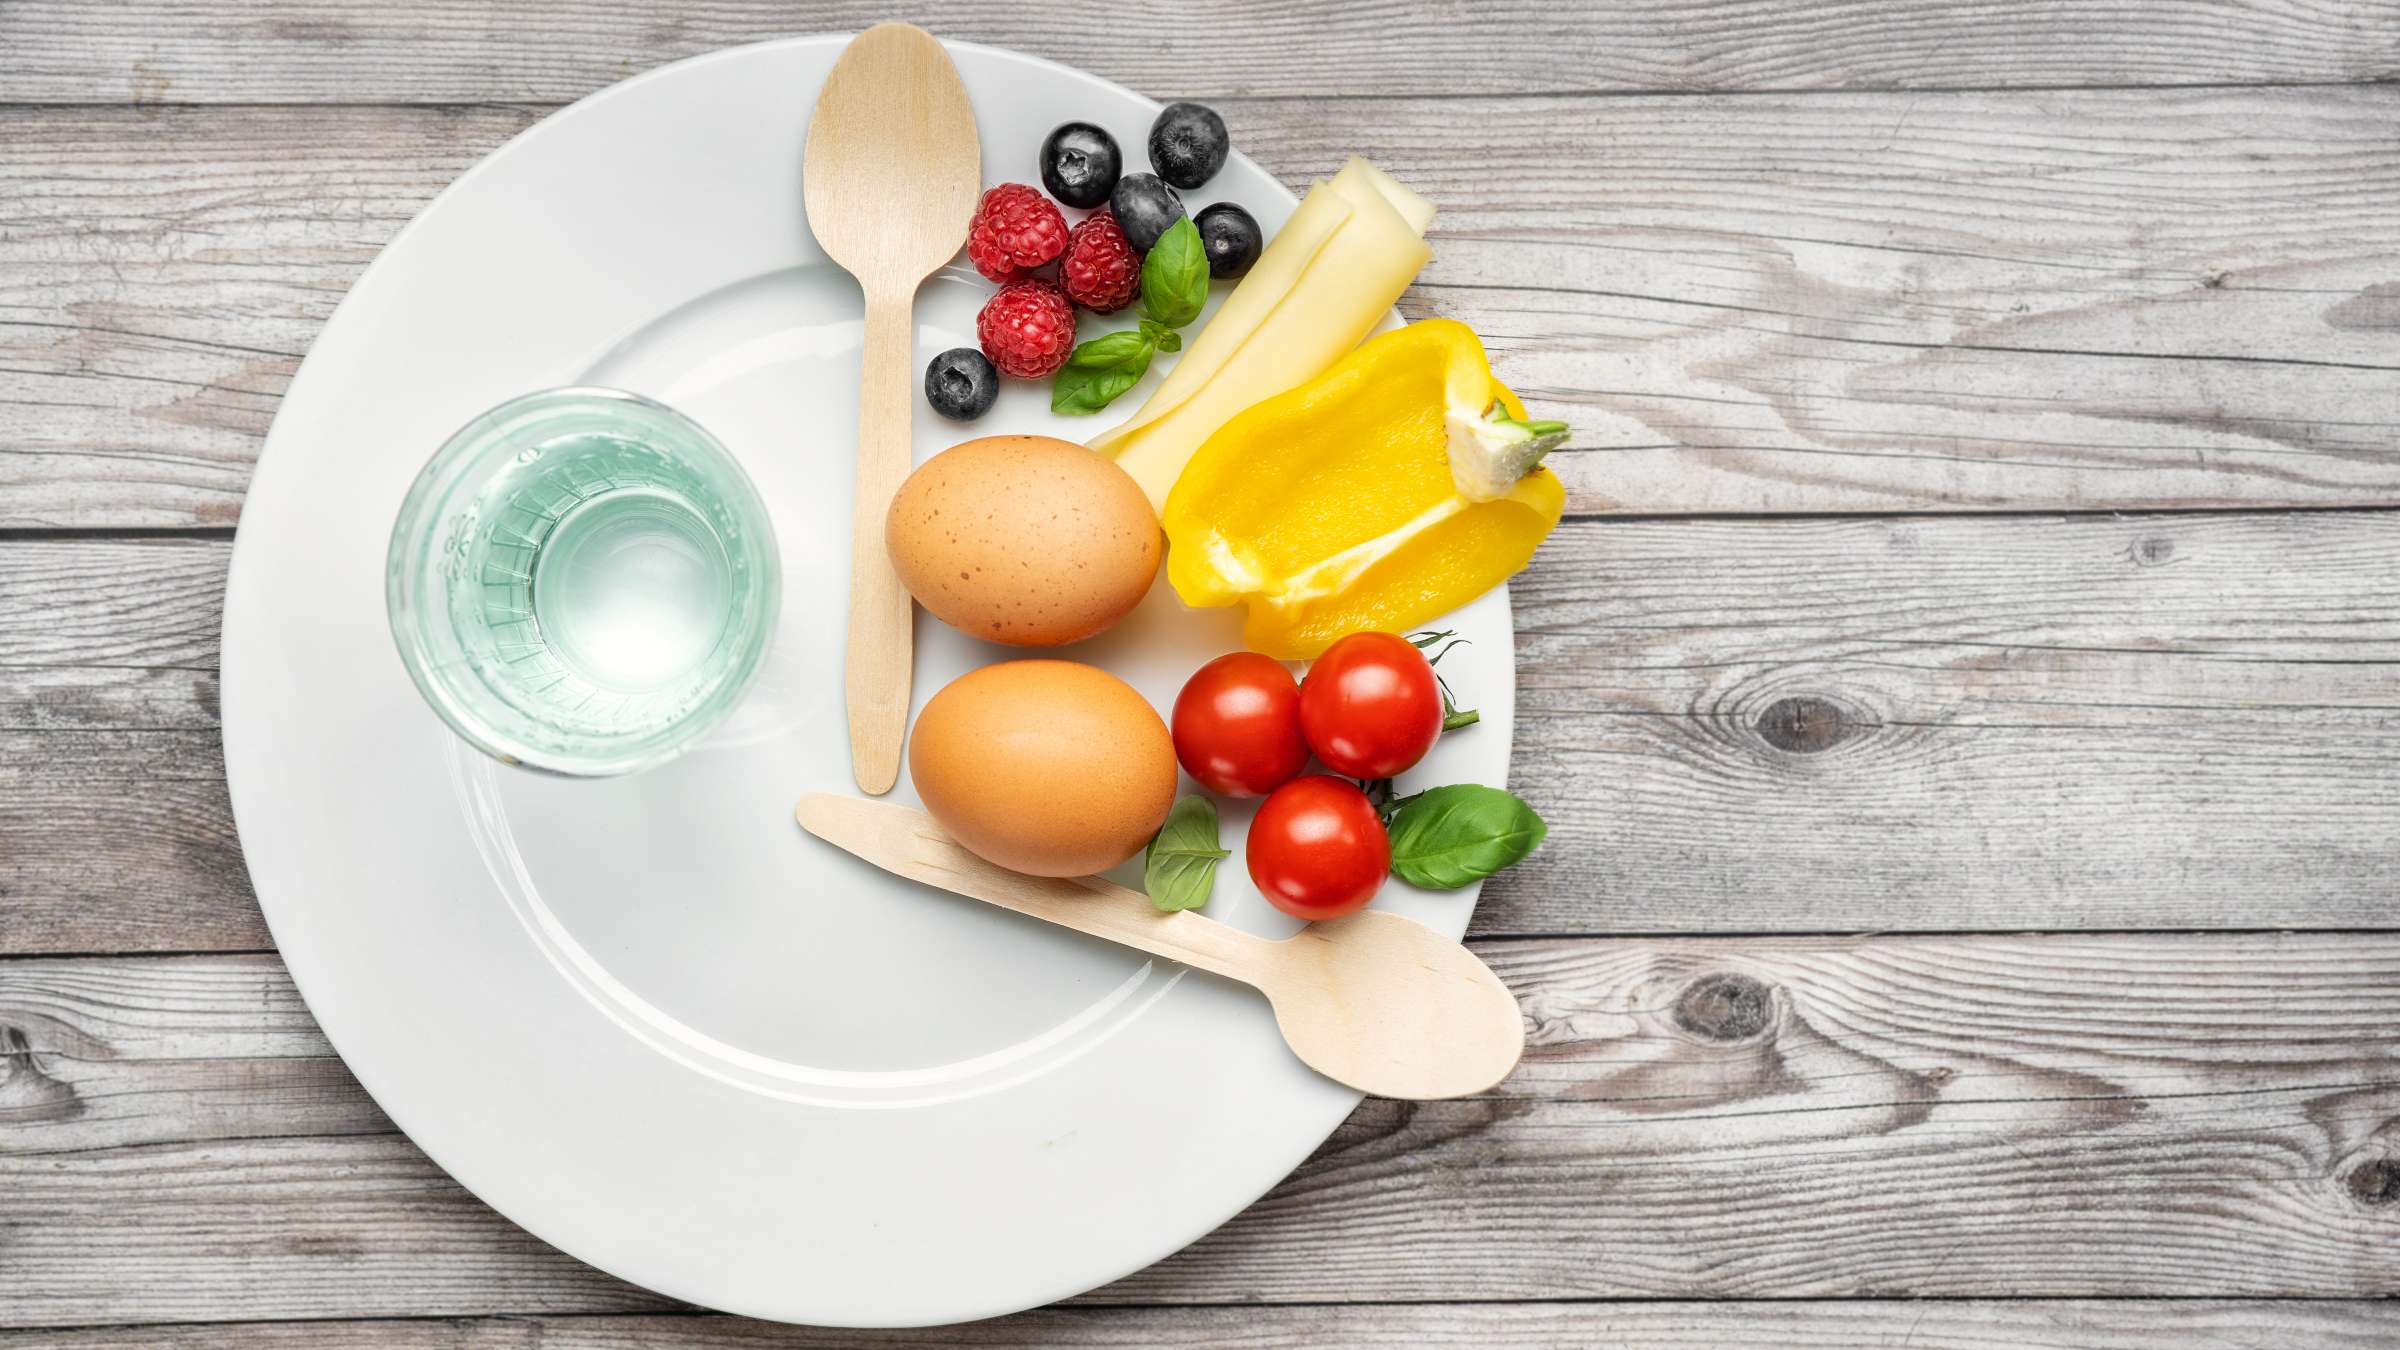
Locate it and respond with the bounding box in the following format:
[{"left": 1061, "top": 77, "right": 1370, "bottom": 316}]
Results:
[
  {"left": 1139, "top": 217, "right": 1208, "bottom": 329},
  {"left": 1384, "top": 784, "right": 1547, "bottom": 891},
  {"left": 1050, "top": 330, "right": 1155, "bottom": 415},
  {"left": 1145, "top": 794, "right": 1230, "bottom": 911},
  {"left": 1066, "top": 329, "right": 1152, "bottom": 368},
  {"left": 1138, "top": 317, "right": 1184, "bottom": 353}
]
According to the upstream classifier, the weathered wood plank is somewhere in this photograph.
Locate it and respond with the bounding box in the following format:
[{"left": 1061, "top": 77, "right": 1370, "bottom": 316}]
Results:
[
  {"left": 0, "top": 536, "right": 263, "bottom": 951},
  {"left": 6, "top": 88, "right": 2398, "bottom": 525},
  {"left": 6, "top": 1302, "right": 2398, "bottom": 1349},
  {"left": 0, "top": 535, "right": 220, "bottom": 725},
  {"left": 0, "top": 954, "right": 374, "bottom": 1154},
  {"left": 0, "top": 729, "right": 263, "bottom": 952},
  {"left": 4, "top": 0, "right": 2394, "bottom": 104},
  {"left": 8, "top": 511, "right": 2400, "bottom": 951},
  {"left": 1493, "top": 509, "right": 2400, "bottom": 932},
  {"left": 4, "top": 934, "right": 2397, "bottom": 1323},
  {"left": 0, "top": 106, "right": 533, "bottom": 529}
]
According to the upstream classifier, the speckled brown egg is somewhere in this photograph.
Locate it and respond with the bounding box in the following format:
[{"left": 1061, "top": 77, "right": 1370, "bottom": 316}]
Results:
[
  {"left": 910, "top": 660, "right": 1176, "bottom": 877},
  {"left": 887, "top": 434, "right": 1162, "bottom": 646}
]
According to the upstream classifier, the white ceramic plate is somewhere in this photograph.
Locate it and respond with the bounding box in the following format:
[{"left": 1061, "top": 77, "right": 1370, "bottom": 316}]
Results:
[{"left": 221, "top": 35, "right": 1513, "bottom": 1327}]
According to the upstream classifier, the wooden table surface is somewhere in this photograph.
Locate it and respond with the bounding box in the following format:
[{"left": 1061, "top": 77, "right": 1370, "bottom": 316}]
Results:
[{"left": 5, "top": 2, "right": 2398, "bottom": 1344}]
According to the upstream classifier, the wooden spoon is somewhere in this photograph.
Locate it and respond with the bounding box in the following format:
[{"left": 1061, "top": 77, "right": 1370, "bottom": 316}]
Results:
[
  {"left": 795, "top": 793, "right": 1526, "bottom": 1099},
  {"left": 803, "top": 25, "right": 982, "bottom": 795}
]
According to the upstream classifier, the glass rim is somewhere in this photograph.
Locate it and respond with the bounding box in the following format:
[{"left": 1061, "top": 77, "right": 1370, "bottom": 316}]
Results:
[{"left": 386, "top": 385, "right": 782, "bottom": 777}]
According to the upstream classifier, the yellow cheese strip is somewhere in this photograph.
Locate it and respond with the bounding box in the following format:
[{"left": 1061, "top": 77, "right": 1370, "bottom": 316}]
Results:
[
  {"left": 1090, "top": 157, "right": 1434, "bottom": 512},
  {"left": 1341, "top": 156, "right": 1435, "bottom": 235}
]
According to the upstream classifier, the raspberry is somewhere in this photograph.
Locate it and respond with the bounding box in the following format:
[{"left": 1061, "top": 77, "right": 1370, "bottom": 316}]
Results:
[
  {"left": 965, "top": 183, "right": 1068, "bottom": 283},
  {"left": 1059, "top": 211, "right": 1140, "bottom": 313},
  {"left": 976, "top": 280, "right": 1077, "bottom": 379}
]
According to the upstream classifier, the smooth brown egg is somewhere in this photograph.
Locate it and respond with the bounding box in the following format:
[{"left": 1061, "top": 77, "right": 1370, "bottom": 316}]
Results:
[
  {"left": 887, "top": 434, "right": 1161, "bottom": 647},
  {"left": 910, "top": 660, "right": 1176, "bottom": 877}
]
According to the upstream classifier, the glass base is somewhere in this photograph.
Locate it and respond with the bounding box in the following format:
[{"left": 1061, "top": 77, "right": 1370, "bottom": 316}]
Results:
[{"left": 389, "top": 388, "right": 781, "bottom": 776}]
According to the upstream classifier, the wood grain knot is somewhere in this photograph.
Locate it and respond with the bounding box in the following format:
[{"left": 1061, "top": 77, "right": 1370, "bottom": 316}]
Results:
[
  {"left": 2348, "top": 1158, "right": 2399, "bottom": 1207},
  {"left": 0, "top": 1023, "right": 85, "bottom": 1124},
  {"left": 2133, "top": 536, "right": 2177, "bottom": 566},
  {"left": 1673, "top": 973, "right": 1775, "bottom": 1042},
  {"left": 1755, "top": 697, "right": 1848, "bottom": 754}
]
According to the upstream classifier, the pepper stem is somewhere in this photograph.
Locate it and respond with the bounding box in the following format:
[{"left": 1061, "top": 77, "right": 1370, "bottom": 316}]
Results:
[
  {"left": 1448, "top": 405, "right": 1573, "bottom": 500},
  {"left": 1486, "top": 406, "right": 1573, "bottom": 461}
]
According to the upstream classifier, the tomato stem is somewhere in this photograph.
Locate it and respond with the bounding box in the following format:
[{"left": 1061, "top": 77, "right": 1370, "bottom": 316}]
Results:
[
  {"left": 1376, "top": 788, "right": 1425, "bottom": 825},
  {"left": 1435, "top": 672, "right": 1479, "bottom": 732},
  {"left": 1409, "top": 630, "right": 1472, "bottom": 667}
]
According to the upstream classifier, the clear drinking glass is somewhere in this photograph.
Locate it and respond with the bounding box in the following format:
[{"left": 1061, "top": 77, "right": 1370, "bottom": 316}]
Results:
[{"left": 387, "top": 387, "right": 782, "bottom": 776}]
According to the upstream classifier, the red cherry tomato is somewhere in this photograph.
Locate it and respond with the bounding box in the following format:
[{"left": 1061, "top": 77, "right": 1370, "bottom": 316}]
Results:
[
  {"left": 1298, "top": 631, "right": 1443, "bottom": 779},
  {"left": 1172, "top": 652, "right": 1308, "bottom": 797},
  {"left": 1246, "top": 775, "right": 1390, "bottom": 921}
]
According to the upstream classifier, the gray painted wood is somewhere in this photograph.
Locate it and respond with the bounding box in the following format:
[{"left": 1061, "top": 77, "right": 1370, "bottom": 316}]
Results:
[
  {"left": 10, "top": 513, "right": 2399, "bottom": 951},
  {"left": 1497, "top": 510, "right": 2400, "bottom": 932},
  {"left": 0, "top": 537, "right": 260, "bottom": 950},
  {"left": 5, "top": 1302, "right": 2399, "bottom": 1349},
  {"left": 6, "top": 87, "right": 2398, "bottom": 526},
  {"left": 9, "top": 4, "right": 2400, "bottom": 1339},
  {"left": 5, "top": 934, "right": 2398, "bottom": 1323},
  {"left": 4, "top": 0, "right": 2394, "bottom": 104}
]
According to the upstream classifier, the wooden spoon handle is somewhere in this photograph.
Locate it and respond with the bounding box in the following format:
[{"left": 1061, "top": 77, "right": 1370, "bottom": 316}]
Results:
[
  {"left": 795, "top": 793, "right": 1276, "bottom": 984},
  {"left": 844, "top": 287, "right": 918, "bottom": 794},
  {"left": 916, "top": 861, "right": 1275, "bottom": 987}
]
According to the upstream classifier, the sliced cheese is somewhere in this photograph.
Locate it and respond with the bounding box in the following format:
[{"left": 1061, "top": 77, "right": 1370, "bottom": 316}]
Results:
[
  {"left": 1090, "top": 157, "right": 1434, "bottom": 512},
  {"left": 1341, "top": 155, "right": 1435, "bottom": 235}
]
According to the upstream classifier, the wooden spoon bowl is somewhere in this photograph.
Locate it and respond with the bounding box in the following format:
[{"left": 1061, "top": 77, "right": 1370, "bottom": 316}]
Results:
[{"left": 1253, "top": 909, "right": 1526, "bottom": 1101}]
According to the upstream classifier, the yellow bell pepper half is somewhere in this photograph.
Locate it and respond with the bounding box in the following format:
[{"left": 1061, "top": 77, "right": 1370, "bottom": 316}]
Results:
[{"left": 1162, "top": 319, "right": 1566, "bottom": 659}]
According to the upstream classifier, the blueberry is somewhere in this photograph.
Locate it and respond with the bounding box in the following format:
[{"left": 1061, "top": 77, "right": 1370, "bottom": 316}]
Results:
[
  {"left": 1194, "top": 203, "right": 1263, "bottom": 280},
  {"left": 1109, "top": 173, "right": 1186, "bottom": 253},
  {"left": 1039, "top": 122, "right": 1121, "bottom": 210},
  {"left": 924, "top": 348, "right": 999, "bottom": 422},
  {"left": 1148, "top": 102, "right": 1229, "bottom": 190}
]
